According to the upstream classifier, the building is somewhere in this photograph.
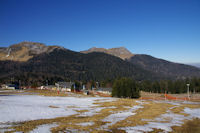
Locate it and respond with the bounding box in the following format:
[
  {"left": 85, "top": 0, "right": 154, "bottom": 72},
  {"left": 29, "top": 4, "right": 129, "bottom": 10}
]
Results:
[
  {"left": 96, "top": 87, "right": 112, "bottom": 95},
  {"left": 55, "top": 82, "right": 74, "bottom": 92},
  {"left": 4, "top": 84, "right": 20, "bottom": 90}
]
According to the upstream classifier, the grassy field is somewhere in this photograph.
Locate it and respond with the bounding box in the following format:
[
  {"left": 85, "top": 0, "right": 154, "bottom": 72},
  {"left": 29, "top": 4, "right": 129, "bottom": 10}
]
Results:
[{"left": 0, "top": 89, "right": 200, "bottom": 133}]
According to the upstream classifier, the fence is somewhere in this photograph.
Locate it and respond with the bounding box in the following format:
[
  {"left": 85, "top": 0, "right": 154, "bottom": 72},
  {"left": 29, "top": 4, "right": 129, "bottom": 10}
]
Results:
[
  {"left": 164, "top": 94, "right": 189, "bottom": 101},
  {"left": 140, "top": 93, "right": 189, "bottom": 101}
]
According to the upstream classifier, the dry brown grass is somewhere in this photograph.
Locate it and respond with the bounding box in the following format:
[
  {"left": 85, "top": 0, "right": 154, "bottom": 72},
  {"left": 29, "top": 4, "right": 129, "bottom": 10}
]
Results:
[
  {"left": 0, "top": 47, "right": 32, "bottom": 61},
  {"left": 94, "top": 98, "right": 139, "bottom": 107},
  {"left": 172, "top": 118, "right": 200, "bottom": 133},
  {"left": 74, "top": 109, "right": 89, "bottom": 113},
  {"left": 170, "top": 106, "right": 187, "bottom": 116},
  {"left": 140, "top": 91, "right": 200, "bottom": 101},
  {"left": 109, "top": 101, "right": 174, "bottom": 129},
  {"left": 25, "top": 89, "right": 68, "bottom": 97},
  {"left": 48, "top": 105, "right": 59, "bottom": 108}
]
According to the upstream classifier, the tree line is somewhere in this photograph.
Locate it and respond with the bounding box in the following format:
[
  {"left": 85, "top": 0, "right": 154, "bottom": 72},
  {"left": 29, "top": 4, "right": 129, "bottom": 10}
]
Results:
[
  {"left": 138, "top": 78, "right": 200, "bottom": 94},
  {"left": 111, "top": 77, "right": 200, "bottom": 99}
]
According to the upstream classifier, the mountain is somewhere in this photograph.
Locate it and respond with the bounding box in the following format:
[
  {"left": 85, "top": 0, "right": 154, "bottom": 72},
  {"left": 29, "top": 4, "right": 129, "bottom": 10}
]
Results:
[
  {"left": 0, "top": 48, "right": 158, "bottom": 86},
  {"left": 81, "top": 47, "right": 134, "bottom": 60},
  {"left": 0, "top": 41, "right": 63, "bottom": 61},
  {"left": 187, "top": 63, "right": 200, "bottom": 68},
  {"left": 83, "top": 47, "right": 200, "bottom": 79},
  {"left": 128, "top": 54, "right": 200, "bottom": 79},
  {"left": 0, "top": 42, "right": 200, "bottom": 85}
]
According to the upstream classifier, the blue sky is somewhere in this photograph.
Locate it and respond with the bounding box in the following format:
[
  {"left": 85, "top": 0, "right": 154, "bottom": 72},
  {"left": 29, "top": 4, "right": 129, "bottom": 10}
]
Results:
[{"left": 0, "top": 0, "right": 200, "bottom": 63}]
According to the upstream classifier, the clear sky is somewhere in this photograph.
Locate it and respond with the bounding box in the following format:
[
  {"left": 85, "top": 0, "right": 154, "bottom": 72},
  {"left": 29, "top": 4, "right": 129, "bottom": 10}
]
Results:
[{"left": 0, "top": 0, "right": 200, "bottom": 63}]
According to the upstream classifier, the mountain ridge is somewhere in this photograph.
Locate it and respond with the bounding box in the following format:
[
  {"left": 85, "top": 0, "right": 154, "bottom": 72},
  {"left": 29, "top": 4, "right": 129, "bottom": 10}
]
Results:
[
  {"left": 0, "top": 41, "right": 200, "bottom": 83},
  {"left": 128, "top": 54, "right": 200, "bottom": 79},
  {"left": 0, "top": 48, "right": 159, "bottom": 85},
  {"left": 187, "top": 63, "right": 200, "bottom": 68},
  {"left": 82, "top": 46, "right": 200, "bottom": 79}
]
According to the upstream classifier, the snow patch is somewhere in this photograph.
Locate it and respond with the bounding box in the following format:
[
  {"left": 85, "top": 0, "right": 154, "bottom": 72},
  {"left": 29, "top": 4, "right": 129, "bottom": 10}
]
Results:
[
  {"left": 30, "top": 123, "right": 57, "bottom": 133},
  {"left": 0, "top": 95, "right": 115, "bottom": 123},
  {"left": 76, "top": 122, "right": 94, "bottom": 126},
  {"left": 184, "top": 108, "right": 200, "bottom": 118},
  {"left": 120, "top": 109, "right": 196, "bottom": 132},
  {"left": 135, "top": 100, "right": 148, "bottom": 105},
  {"left": 6, "top": 48, "right": 11, "bottom": 57},
  {"left": 120, "top": 103, "right": 200, "bottom": 133},
  {"left": 121, "top": 122, "right": 176, "bottom": 133},
  {"left": 102, "top": 105, "right": 143, "bottom": 128},
  {"left": 78, "top": 107, "right": 106, "bottom": 117},
  {"left": 155, "top": 100, "right": 181, "bottom": 106}
]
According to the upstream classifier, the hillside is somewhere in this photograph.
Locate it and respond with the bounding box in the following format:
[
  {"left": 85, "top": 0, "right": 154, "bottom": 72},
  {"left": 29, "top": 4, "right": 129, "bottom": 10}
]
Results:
[
  {"left": 83, "top": 46, "right": 200, "bottom": 79},
  {"left": 0, "top": 48, "right": 158, "bottom": 85},
  {"left": 187, "top": 63, "right": 200, "bottom": 68},
  {"left": 128, "top": 54, "right": 200, "bottom": 79},
  {"left": 1, "top": 42, "right": 200, "bottom": 85},
  {"left": 0, "top": 42, "right": 63, "bottom": 61}
]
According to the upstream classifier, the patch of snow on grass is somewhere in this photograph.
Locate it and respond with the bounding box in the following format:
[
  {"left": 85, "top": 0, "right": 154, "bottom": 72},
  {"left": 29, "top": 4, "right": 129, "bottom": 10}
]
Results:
[
  {"left": 121, "top": 100, "right": 200, "bottom": 133},
  {"left": 121, "top": 122, "right": 178, "bottom": 133},
  {"left": 161, "top": 113, "right": 187, "bottom": 124},
  {"left": 135, "top": 100, "right": 148, "bottom": 105},
  {"left": 182, "top": 101, "right": 200, "bottom": 105},
  {"left": 0, "top": 128, "right": 15, "bottom": 132},
  {"left": 76, "top": 122, "right": 94, "bottom": 126},
  {"left": 103, "top": 111, "right": 136, "bottom": 125},
  {"left": 155, "top": 100, "right": 181, "bottom": 106},
  {"left": 121, "top": 109, "right": 194, "bottom": 132},
  {"left": 121, "top": 121, "right": 179, "bottom": 132},
  {"left": 78, "top": 107, "right": 106, "bottom": 117},
  {"left": 121, "top": 125, "right": 153, "bottom": 133},
  {"left": 0, "top": 124, "right": 12, "bottom": 128},
  {"left": 30, "top": 123, "right": 57, "bottom": 133},
  {"left": 65, "top": 128, "right": 89, "bottom": 133},
  {"left": 107, "top": 106, "right": 117, "bottom": 109},
  {"left": 102, "top": 105, "right": 143, "bottom": 128},
  {"left": 0, "top": 95, "right": 115, "bottom": 123},
  {"left": 184, "top": 108, "right": 200, "bottom": 118}
]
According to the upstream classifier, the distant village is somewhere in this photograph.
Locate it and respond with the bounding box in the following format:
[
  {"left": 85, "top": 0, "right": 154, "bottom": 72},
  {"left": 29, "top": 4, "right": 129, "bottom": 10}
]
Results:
[{"left": 0, "top": 81, "right": 112, "bottom": 96}]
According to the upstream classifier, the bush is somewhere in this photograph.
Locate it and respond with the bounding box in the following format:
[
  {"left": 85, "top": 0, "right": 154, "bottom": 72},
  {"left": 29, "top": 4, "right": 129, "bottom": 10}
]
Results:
[{"left": 112, "top": 77, "right": 140, "bottom": 98}]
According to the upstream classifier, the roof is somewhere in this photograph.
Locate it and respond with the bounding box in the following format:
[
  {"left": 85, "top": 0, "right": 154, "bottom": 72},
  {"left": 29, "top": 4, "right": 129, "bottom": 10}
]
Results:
[
  {"left": 55, "top": 82, "right": 74, "bottom": 88},
  {"left": 97, "top": 87, "right": 112, "bottom": 92},
  {"left": 45, "top": 85, "right": 56, "bottom": 88}
]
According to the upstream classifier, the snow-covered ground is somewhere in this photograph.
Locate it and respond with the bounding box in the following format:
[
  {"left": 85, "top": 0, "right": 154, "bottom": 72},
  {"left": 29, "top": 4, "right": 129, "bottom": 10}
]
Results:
[
  {"left": 0, "top": 94, "right": 200, "bottom": 133},
  {"left": 120, "top": 104, "right": 200, "bottom": 133},
  {"left": 0, "top": 95, "right": 115, "bottom": 123},
  {"left": 30, "top": 123, "right": 58, "bottom": 133},
  {"left": 184, "top": 108, "right": 200, "bottom": 118},
  {"left": 76, "top": 122, "right": 94, "bottom": 127}
]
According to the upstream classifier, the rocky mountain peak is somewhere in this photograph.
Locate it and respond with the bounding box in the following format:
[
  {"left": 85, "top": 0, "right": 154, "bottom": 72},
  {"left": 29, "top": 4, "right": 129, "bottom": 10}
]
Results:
[
  {"left": 81, "top": 46, "right": 134, "bottom": 60},
  {"left": 0, "top": 41, "right": 62, "bottom": 61}
]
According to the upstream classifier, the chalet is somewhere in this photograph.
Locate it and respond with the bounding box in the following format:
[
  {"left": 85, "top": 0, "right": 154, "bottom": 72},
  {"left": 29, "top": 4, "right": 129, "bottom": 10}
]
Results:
[
  {"left": 4, "top": 84, "right": 20, "bottom": 90},
  {"left": 97, "top": 87, "right": 112, "bottom": 95},
  {"left": 55, "top": 82, "right": 74, "bottom": 92}
]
